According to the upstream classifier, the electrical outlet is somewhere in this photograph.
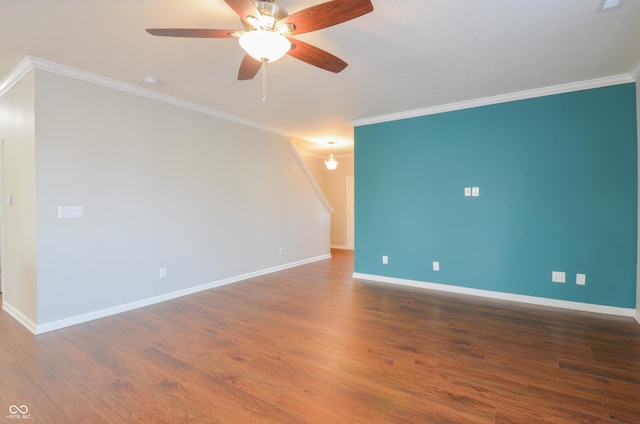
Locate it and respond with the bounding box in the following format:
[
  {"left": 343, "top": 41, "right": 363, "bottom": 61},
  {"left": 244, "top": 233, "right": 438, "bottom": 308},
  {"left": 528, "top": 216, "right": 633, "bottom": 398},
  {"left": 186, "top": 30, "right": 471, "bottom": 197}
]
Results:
[
  {"left": 159, "top": 268, "right": 167, "bottom": 278},
  {"left": 576, "top": 273, "right": 586, "bottom": 285},
  {"left": 433, "top": 261, "right": 440, "bottom": 271},
  {"left": 552, "top": 271, "right": 565, "bottom": 283},
  {"left": 472, "top": 187, "right": 480, "bottom": 197},
  {"left": 382, "top": 255, "right": 388, "bottom": 265},
  {"left": 464, "top": 187, "right": 471, "bottom": 197}
]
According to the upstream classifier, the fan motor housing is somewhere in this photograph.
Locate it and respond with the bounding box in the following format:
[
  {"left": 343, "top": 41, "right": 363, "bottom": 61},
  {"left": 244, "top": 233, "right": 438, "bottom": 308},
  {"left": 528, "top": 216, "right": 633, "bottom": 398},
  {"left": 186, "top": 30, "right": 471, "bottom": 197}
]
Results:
[{"left": 242, "top": 0, "right": 289, "bottom": 31}]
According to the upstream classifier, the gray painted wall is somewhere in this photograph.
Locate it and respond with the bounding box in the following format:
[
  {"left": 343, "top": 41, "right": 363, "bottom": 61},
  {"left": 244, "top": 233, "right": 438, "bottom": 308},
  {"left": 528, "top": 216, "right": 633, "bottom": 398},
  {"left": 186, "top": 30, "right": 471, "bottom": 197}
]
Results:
[{"left": 1, "top": 65, "right": 331, "bottom": 330}]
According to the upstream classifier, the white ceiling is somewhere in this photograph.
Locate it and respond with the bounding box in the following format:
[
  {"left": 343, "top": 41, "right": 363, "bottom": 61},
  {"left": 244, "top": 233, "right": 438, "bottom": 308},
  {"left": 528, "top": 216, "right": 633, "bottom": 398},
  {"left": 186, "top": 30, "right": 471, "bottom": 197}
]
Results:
[{"left": 1, "top": 0, "right": 639, "bottom": 155}]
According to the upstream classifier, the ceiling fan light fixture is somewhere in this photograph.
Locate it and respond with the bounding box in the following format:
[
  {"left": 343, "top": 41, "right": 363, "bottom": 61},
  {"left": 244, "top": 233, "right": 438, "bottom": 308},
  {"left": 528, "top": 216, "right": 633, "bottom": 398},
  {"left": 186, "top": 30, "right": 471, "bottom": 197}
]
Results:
[
  {"left": 246, "top": 14, "right": 276, "bottom": 30},
  {"left": 239, "top": 30, "right": 291, "bottom": 62}
]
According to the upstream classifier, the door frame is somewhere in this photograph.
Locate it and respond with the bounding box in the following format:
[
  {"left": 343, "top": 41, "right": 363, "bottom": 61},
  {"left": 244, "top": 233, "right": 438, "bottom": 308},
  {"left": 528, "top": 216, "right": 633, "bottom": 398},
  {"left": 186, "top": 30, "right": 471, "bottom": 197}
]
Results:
[{"left": 346, "top": 176, "right": 354, "bottom": 250}]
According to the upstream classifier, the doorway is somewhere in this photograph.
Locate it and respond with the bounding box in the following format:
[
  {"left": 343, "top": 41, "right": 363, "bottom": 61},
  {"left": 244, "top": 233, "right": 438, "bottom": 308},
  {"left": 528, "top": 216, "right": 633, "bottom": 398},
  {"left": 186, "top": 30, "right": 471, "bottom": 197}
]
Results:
[{"left": 346, "top": 176, "right": 354, "bottom": 250}]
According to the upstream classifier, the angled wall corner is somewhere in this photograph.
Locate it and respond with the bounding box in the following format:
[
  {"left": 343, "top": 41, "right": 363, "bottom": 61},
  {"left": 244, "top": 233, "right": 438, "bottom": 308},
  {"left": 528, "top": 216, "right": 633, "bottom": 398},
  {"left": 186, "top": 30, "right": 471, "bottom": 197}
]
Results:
[{"left": 0, "top": 66, "right": 38, "bottom": 330}]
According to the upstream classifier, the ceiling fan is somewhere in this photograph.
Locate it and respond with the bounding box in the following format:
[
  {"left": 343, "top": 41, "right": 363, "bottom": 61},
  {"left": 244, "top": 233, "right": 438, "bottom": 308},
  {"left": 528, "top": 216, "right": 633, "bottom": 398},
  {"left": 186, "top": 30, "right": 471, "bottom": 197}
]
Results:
[{"left": 146, "top": 0, "right": 374, "bottom": 81}]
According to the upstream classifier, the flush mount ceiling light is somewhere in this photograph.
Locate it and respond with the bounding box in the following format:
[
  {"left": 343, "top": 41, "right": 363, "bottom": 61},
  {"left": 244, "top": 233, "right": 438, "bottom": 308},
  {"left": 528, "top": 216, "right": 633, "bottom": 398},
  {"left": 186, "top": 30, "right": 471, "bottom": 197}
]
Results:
[{"left": 325, "top": 141, "right": 338, "bottom": 170}]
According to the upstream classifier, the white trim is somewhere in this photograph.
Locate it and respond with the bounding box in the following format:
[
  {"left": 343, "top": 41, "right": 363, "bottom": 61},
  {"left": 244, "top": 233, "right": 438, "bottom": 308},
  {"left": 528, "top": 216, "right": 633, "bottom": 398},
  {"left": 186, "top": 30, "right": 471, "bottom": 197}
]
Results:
[
  {"left": 330, "top": 244, "right": 350, "bottom": 250},
  {"left": 2, "top": 302, "right": 38, "bottom": 333},
  {"left": 32, "top": 254, "right": 330, "bottom": 334},
  {"left": 346, "top": 175, "right": 355, "bottom": 250},
  {"left": 0, "top": 56, "right": 290, "bottom": 138},
  {"left": 634, "top": 310, "right": 640, "bottom": 325},
  {"left": 631, "top": 58, "right": 640, "bottom": 81},
  {"left": 353, "top": 273, "right": 636, "bottom": 318},
  {"left": 0, "top": 56, "right": 34, "bottom": 97},
  {"left": 352, "top": 74, "right": 634, "bottom": 127},
  {"left": 289, "top": 143, "right": 333, "bottom": 213}
]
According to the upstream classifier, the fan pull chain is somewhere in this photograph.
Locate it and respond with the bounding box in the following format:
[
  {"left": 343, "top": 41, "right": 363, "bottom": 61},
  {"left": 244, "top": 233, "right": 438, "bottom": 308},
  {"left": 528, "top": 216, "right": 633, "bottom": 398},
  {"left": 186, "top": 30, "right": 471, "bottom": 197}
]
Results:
[{"left": 262, "top": 61, "right": 268, "bottom": 102}]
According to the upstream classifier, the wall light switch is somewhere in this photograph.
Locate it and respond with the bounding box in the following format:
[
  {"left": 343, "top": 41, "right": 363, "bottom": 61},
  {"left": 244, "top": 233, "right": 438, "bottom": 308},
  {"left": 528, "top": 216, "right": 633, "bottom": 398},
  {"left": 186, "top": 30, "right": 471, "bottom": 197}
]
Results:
[
  {"left": 464, "top": 187, "right": 471, "bottom": 197},
  {"left": 382, "top": 255, "right": 388, "bottom": 265},
  {"left": 6, "top": 195, "right": 12, "bottom": 205},
  {"left": 576, "top": 273, "right": 586, "bottom": 285},
  {"left": 58, "top": 205, "right": 84, "bottom": 218},
  {"left": 472, "top": 187, "right": 480, "bottom": 197},
  {"left": 552, "top": 271, "right": 566, "bottom": 283}
]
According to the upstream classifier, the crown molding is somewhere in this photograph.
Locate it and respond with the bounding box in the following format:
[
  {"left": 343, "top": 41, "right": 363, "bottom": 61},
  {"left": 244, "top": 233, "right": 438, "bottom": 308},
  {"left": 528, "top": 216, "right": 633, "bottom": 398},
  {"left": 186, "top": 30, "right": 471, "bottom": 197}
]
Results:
[
  {"left": 352, "top": 73, "right": 635, "bottom": 127},
  {"left": 0, "top": 56, "right": 34, "bottom": 96},
  {"left": 1, "top": 56, "right": 291, "bottom": 139}
]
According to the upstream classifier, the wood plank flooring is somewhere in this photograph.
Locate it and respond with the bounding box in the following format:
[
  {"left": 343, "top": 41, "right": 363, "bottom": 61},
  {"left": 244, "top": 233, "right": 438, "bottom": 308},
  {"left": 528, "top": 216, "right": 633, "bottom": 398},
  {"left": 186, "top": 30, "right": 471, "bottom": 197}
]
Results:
[{"left": 1, "top": 249, "right": 639, "bottom": 423}]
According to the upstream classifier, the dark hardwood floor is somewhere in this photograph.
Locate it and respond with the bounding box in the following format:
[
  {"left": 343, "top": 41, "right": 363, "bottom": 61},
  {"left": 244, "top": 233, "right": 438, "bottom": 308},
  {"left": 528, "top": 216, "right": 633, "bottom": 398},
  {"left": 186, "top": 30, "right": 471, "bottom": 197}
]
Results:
[{"left": 1, "top": 249, "right": 639, "bottom": 423}]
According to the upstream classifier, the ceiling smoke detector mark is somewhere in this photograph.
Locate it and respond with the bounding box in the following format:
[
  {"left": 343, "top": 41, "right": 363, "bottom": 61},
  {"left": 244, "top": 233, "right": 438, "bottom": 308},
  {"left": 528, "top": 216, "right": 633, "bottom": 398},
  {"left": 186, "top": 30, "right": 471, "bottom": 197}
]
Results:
[{"left": 600, "top": 0, "right": 621, "bottom": 11}]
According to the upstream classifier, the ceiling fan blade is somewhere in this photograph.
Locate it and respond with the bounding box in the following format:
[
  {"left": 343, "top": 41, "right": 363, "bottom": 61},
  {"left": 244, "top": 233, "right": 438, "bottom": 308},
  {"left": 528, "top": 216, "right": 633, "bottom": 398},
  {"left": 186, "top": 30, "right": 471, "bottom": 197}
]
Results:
[
  {"left": 287, "top": 38, "right": 347, "bottom": 73},
  {"left": 280, "top": 0, "right": 373, "bottom": 35},
  {"left": 238, "top": 54, "right": 263, "bottom": 80},
  {"left": 224, "top": 0, "right": 260, "bottom": 22},
  {"left": 146, "top": 28, "right": 238, "bottom": 38}
]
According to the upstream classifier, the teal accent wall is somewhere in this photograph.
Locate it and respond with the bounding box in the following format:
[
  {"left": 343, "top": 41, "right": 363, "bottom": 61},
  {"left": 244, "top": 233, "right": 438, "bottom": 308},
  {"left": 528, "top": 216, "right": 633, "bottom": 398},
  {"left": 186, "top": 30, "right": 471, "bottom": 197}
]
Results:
[{"left": 354, "top": 83, "right": 638, "bottom": 308}]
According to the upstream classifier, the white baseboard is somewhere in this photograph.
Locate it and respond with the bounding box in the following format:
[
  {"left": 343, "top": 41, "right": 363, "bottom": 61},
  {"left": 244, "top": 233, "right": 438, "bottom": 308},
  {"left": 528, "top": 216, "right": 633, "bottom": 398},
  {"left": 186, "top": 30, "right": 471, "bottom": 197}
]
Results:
[
  {"left": 634, "top": 309, "right": 640, "bottom": 325},
  {"left": 330, "top": 244, "right": 351, "bottom": 250},
  {"left": 2, "top": 302, "right": 38, "bottom": 333},
  {"left": 31, "top": 254, "right": 331, "bottom": 335},
  {"left": 353, "top": 273, "right": 636, "bottom": 318}
]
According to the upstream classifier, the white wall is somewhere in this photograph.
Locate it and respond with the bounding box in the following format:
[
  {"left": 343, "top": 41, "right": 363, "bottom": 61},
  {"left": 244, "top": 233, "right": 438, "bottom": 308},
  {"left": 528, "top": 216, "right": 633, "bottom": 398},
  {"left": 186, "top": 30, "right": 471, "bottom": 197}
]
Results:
[
  {"left": 0, "top": 70, "right": 38, "bottom": 325},
  {"left": 2, "top": 62, "right": 331, "bottom": 331},
  {"left": 324, "top": 155, "right": 354, "bottom": 249}
]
